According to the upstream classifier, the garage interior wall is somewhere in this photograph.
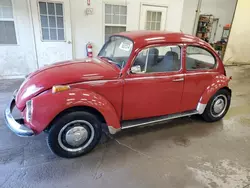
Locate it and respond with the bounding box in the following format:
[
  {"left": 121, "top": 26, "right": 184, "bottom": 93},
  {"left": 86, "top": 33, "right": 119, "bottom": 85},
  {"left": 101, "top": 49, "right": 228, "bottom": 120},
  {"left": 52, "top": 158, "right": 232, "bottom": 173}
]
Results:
[
  {"left": 181, "top": 0, "right": 237, "bottom": 42},
  {"left": 70, "top": 0, "right": 184, "bottom": 59},
  {"left": 0, "top": 0, "right": 184, "bottom": 78},
  {"left": 224, "top": 0, "right": 250, "bottom": 65},
  {"left": 0, "top": 0, "right": 37, "bottom": 78}
]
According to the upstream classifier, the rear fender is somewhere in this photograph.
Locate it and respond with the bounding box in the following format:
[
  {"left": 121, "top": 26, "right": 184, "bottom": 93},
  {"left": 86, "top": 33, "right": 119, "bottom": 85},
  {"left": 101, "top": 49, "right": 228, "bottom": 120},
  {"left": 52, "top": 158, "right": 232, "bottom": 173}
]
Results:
[
  {"left": 197, "top": 75, "right": 231, "bottom": 114},
  {"left": 26, "top": 88, "right": 121, "bottom": 134}
]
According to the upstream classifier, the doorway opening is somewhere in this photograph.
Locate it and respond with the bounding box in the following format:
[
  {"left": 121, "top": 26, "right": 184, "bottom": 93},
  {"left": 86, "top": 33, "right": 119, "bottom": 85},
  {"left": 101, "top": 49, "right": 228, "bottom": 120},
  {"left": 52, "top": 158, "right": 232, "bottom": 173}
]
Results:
[{"left": 192, "top": 0, "right": 238, "bottom": 60}]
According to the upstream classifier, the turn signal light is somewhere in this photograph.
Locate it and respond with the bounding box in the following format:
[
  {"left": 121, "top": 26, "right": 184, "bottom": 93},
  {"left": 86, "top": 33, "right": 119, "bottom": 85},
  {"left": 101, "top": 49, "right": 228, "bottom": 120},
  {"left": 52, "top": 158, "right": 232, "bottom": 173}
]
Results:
[{"left": 52, "top": 85, "right": 70, "bottom": 94}]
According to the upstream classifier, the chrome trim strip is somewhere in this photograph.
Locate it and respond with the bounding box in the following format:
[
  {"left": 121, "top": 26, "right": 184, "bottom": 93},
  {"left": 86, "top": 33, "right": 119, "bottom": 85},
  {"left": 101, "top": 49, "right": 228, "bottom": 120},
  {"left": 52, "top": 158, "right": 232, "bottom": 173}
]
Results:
[
  {"left": 196, "top": 102, "right": 207, "bottom": 114},
  {"left": 4, "top": 98, "right": 34, "bottom": 137},
  {"left": 70, "top": 79, "right": 120, "bottom": 86},
  {"left": 122, "top": 111, "right": 198, "bottom": 130},
  {"left": 125, "top": 74, "right": 185, "bottom": 81}
]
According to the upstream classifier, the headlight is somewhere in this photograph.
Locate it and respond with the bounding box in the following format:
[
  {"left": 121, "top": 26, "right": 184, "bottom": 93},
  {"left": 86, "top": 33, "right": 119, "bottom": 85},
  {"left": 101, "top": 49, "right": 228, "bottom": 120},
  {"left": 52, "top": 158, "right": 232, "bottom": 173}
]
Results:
[{"left": 26, "top": 100, "right": 33, "bottom": 122}]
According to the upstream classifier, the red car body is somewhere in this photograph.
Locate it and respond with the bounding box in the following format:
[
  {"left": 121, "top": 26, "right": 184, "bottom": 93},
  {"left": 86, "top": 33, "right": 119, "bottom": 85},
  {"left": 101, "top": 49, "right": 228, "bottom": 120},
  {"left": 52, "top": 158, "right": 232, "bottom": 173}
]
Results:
[{"left": 6, "top": 31, "right": 231, "bottom": 136}]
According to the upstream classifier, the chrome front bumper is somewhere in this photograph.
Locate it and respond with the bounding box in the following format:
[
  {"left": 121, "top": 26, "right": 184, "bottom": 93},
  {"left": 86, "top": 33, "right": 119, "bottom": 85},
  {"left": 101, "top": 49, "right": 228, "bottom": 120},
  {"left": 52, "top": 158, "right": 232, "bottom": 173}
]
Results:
[{"left": 4, "top": 97, "right": 34, "bottom": 137}]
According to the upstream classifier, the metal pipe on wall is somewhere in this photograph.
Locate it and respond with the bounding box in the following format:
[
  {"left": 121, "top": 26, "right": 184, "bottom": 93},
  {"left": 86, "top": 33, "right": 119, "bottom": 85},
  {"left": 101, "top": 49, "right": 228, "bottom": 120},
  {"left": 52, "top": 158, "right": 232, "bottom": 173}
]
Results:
[
  {"left": 192, "top": 0, "right": 202, "bottom": 36},
  {"left": 27, "top": 0, "right": 39, "bottom": 69}
]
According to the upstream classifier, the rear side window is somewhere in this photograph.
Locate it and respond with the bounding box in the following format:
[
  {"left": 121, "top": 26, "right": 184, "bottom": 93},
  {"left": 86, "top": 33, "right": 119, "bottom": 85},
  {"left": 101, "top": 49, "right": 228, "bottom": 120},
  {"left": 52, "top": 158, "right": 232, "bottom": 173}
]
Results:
[{"left": 186, "top": 46, "right": 216, "bottom": 70}]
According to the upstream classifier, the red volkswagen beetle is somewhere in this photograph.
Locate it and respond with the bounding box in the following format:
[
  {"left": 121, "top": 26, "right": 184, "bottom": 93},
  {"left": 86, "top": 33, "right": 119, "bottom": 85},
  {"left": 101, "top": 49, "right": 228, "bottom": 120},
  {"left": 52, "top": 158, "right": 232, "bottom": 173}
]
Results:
[{"left": 5, "top": 31, "right": 231, "bottom": 158}]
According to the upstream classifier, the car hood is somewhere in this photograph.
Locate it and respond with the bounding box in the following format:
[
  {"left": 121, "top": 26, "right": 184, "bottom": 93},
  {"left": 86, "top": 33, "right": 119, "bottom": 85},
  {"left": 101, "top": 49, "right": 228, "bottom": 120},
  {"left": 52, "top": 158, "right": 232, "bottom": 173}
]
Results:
[{"left": 16, "top": 57, "right": 120, "bottom": 110}]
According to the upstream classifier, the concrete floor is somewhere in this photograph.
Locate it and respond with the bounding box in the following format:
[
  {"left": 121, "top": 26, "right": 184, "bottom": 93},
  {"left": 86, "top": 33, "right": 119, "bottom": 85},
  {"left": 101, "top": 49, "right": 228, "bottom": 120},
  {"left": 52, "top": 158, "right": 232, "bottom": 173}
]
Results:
[{"left": 1, "top": 65, "right": 250, "bottom": 188}]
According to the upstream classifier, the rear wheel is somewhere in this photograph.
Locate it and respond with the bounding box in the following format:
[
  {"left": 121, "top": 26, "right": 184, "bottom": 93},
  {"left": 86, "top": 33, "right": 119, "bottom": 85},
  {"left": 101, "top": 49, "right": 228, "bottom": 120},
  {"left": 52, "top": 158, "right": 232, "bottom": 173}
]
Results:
[
  {"left": 202, "top": 89, "right": 231, "bottom": 122},
  {"left": 47, "top": 111, "right": 102, "bottom": 158}
]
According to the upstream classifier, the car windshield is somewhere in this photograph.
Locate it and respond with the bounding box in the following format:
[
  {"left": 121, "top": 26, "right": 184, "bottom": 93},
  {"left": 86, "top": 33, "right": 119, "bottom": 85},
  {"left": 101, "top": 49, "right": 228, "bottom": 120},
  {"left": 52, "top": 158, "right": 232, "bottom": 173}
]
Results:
[{"left": 98, "top": 36, "right": 133, "bottom": 69}]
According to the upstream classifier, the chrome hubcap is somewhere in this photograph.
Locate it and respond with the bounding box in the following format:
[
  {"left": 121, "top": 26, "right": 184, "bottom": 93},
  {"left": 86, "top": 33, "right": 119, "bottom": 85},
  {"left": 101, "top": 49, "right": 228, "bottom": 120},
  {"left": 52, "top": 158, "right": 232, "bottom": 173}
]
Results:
[
  {"left": 65, "top": 126, "right": 88, "bottom": 147},
  {"left": 210, "top": 94, "right": 228, "bottom": 118},
  {"left": 58, "top": 120, "right": 95, "bottom": 152},
  {"left": 213, "top": 99, "right": 225, "bottom": 114}
]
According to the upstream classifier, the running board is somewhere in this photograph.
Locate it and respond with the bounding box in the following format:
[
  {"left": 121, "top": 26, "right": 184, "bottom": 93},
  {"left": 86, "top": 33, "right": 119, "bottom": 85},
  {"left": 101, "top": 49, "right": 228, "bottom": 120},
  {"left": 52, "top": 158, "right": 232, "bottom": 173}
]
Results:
[{"left": 121, "top": 110, "right": 198, "bottom": 130}]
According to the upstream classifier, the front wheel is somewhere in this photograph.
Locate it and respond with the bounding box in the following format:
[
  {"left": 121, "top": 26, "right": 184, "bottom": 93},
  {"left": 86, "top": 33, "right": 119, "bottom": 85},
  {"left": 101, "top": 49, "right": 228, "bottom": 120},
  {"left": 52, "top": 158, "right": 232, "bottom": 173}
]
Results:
[
  {"left": 202, "top": 89, "right": 231, "bottom": 122},
  {"left": 47, "top": 111, "right": 102, "bottom": 158}
]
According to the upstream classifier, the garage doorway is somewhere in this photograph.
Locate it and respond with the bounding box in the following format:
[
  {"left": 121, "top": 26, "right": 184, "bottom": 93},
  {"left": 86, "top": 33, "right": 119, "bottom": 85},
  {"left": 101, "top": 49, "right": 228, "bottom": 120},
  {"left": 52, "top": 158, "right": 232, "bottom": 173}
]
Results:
[
  {"left": 30, "top": 0, "right": 73, "bottom": 67},
  {"left": 190, "top": 0, "right": 238, "bottom": 60},
  {"left": 140, "top": 4, "right": 168, "bottom": 31}
]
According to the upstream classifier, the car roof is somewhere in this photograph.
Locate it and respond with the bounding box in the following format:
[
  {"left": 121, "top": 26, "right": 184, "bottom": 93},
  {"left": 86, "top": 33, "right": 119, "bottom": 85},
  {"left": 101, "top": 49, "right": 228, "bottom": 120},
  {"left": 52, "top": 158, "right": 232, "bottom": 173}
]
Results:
[{"left": 117, "top": 31, "right": 209, "bottom": 49}]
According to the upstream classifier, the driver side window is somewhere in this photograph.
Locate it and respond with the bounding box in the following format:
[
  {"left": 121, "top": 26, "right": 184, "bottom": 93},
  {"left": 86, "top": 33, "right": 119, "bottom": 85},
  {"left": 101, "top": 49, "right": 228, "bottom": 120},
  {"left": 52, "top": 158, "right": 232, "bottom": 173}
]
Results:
[{"left": 132, "top": 45, "right": 181, "bottom": 73}]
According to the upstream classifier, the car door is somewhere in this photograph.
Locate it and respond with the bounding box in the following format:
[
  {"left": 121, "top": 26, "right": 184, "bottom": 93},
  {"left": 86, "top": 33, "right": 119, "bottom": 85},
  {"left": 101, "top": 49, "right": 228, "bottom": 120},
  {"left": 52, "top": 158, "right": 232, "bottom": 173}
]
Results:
[
  {"left": 180, "top": 45, "right": 219, "bottom": 112},
  {"left": 122, "top": 44, "right": 184, "bottom": 120}
]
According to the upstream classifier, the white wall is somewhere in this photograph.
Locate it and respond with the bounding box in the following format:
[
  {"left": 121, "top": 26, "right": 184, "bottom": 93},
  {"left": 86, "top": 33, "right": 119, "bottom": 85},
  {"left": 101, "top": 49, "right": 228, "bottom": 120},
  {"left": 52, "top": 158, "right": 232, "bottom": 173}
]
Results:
[
  {"left": 180, "top": 0, "right": 198, "bottom": 35},
  {"left": 224, "top": 0, "right": 250, "bottom": 64},
  {"left": 181, "top": 0, "right": 237, "bottom": 42},
  {"left": 70, "top": 0, "right": 184, "bottom": 58},
  {"left": 0, "top": 0, "right": 37, "bottom": 78}
]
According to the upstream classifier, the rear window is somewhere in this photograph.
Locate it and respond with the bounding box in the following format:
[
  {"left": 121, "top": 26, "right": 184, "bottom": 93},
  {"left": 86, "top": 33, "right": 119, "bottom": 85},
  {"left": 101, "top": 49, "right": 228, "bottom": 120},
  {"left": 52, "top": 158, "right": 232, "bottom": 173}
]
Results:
[{"left": 186, "top": 46, "right": 216, "bottom": 70}]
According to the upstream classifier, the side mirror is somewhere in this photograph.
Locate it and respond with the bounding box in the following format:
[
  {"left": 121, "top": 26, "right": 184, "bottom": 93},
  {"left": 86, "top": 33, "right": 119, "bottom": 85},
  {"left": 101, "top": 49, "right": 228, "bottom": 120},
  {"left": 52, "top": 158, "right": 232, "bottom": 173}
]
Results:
[{"left": 131, "top": 65, "right": 142, "bottom": 74}]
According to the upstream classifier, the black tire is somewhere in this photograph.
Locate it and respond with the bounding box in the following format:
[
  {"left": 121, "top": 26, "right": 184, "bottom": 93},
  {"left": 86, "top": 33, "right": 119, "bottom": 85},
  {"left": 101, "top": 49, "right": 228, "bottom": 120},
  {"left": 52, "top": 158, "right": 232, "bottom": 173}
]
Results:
[
  {"left": 202, "top": 89, "right": 231, "bottom": 122},
  {"left": 47, "top": 111, "right": 102, "bottom": 158}
]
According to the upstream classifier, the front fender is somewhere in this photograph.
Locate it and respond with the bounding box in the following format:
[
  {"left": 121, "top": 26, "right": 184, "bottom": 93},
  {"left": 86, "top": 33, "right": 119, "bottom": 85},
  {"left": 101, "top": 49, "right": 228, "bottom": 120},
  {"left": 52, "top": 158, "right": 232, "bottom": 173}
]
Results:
[
  {"left": 197, "top": 75, "right": 231, "bottom": 113},
  {"left": 26, "top": 88, "right": 121, "bottom": 134}
]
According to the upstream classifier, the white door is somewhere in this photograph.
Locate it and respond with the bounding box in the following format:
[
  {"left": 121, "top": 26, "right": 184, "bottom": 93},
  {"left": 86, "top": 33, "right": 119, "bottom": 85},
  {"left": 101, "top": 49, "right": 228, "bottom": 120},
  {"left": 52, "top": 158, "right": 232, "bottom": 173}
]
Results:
[
  {"left": 140, "top": 5, "right": 168, "bottom": 31},
  {"left": 31, "top": 0, "right": 73, "bottom": 67}
]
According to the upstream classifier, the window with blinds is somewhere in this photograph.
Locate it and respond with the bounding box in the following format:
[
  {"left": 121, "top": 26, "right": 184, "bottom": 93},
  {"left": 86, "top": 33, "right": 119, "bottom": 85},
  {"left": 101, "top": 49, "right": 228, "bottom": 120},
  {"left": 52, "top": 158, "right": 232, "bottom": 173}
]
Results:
[
  {"left": 39, "top": 1, "right": 65, "bottom": 41},
  {"left": 145, "top": 11, "right": 162, "bottom": 30},
  {"left": 0, "top": 0, "right": 17, "bottom": 44},
  {"left": 104, "top": 4, "right": 127, "bottom": 42}
]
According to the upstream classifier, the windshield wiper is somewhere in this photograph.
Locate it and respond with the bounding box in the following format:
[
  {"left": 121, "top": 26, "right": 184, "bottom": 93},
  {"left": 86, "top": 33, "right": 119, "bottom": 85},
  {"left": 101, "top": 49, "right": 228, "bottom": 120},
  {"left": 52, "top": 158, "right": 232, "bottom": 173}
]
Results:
[
  {"left": 99, "top": 56, "right": 121, "bottom": 69},
  {"left": 99, "top": 56, "right": 114, "bottom": 62}
]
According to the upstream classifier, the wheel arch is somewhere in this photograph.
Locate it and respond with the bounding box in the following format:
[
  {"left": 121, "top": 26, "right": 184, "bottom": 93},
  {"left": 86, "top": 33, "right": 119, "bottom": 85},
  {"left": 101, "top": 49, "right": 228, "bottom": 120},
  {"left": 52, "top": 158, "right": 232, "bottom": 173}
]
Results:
[
  {"left": 201, "top": 87, "right": 231, "bottom": 122},
  {"left": 30, "top": 88, "right": 121, "bottom": 134},
  {"left": 199, "top": 76, "right": 231, "bottom": 105},
  {"left": 197, "top": 75, "right": 231, "bottom": 114},
  {"left": 220, "top": 86, "right": 232, "bottom": 96},
  {"left": 45, "top": 106, "right": 107, "bottom": 132}
]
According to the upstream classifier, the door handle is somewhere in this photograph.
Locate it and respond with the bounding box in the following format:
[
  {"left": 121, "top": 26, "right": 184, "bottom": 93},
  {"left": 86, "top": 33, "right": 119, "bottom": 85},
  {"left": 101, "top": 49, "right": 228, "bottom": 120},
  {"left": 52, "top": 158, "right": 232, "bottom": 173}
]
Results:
[
  {"left": 172, "top": 77, "right": 184, "bottom": 82},
  {"left": 67, "top": 41, "right": 72, "bottom": 44}
]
